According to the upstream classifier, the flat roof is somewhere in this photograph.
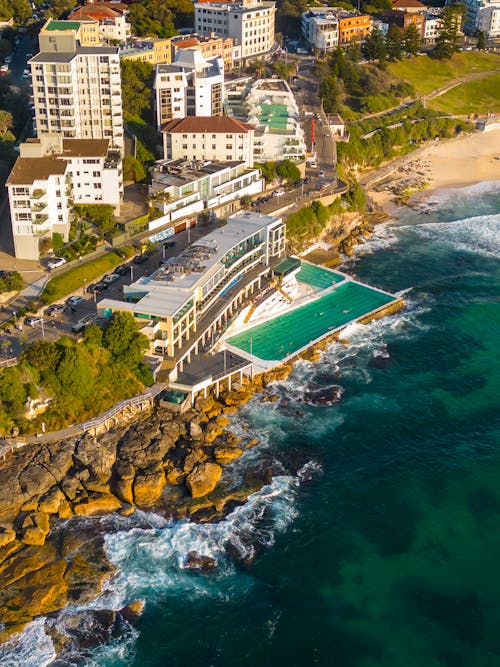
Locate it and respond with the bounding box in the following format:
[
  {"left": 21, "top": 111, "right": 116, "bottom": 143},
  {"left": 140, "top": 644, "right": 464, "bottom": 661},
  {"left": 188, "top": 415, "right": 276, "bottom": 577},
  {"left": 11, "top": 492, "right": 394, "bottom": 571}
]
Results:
[
  {"left": 151, "top": 159, "right": 244, "bottom": 188},
  {"left": 61, "top": 138, "right": 110, "bottom": 157},
  {"left": 7, "top": 156, "right": 67, "bottom": 186},
  {"left": 44, "top": 20, "right": 81, "bottom": 31},
  {"left": 31, "top": 45, "right": 118, "bottom": 63},
  {"left": 102, "top": 211, "right": 282, "bottom": 319}
]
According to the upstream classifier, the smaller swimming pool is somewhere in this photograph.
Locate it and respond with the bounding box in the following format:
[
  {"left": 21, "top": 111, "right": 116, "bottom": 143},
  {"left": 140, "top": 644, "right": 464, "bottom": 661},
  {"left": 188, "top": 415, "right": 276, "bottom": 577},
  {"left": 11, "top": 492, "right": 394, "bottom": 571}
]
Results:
[{"left": 296, "top": 263, "right": 345, "bottom": 291}]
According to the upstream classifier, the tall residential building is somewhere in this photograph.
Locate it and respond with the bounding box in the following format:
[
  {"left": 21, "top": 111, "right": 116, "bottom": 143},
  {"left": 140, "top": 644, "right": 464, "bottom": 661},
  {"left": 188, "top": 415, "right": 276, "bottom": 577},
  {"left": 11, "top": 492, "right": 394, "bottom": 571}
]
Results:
[
  {"left": 7, "top": 135, "right": 123, "bottom": 260},
  {"left": 29, "top": 20, "right": 124, "bottom": 154},
  {"left": 154, "top": 48, "right": 224, "bottom": 130},
  {"left": 171, "top": 33, "right": 240, "bottom": 69},
  {"left": 161, "top": 116, "right": 255, "bottom": 165},
  {"left": 194, "top": 0, "right": 276, "bottom": 60}
]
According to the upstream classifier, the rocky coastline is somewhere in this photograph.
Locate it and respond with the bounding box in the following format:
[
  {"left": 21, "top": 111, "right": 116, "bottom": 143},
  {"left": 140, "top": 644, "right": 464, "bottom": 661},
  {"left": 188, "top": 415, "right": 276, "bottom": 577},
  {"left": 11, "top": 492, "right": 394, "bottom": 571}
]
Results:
[{"left": 0, "top": 364, "right": 293, "bottom": 645}]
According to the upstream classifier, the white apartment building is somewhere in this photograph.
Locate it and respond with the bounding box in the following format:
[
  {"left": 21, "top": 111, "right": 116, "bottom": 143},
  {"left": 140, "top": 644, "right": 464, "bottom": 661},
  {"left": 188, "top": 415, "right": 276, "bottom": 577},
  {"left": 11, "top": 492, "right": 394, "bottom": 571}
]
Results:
[
  {"left": 154, "top": 49, "right": 224, "bottom": 130},
  {"left": 148, "top": 158, "right": 263, "bottom": 224},
  {"left": 29, "top": 20, "right": 124, "bottom": 154},
  {"left": 476, "top": 2, "right": 500, "bottom": 36},
  {"left": 226, "top": 78, "right": 306, "bottom": 163},
  {"left": 301, "top": 8, "right": 339, "bottom": 51},
  {"left": 464, "top": 0, "right": 500, "bottom": 34},
  {"left": 7, "top": 135, "right": 123, "bottom": 260},
  {"left": 97, "top": 210, "right": 286, "bottom": 359},
  {"left": 423, "top": 13, "right": 442, "bottom": 42},
  {"left": 161, "top": 116, "right": 255, "bottom": 166},
  {"left": 194, "top": 0, "right": 276, "bottom": 60}
]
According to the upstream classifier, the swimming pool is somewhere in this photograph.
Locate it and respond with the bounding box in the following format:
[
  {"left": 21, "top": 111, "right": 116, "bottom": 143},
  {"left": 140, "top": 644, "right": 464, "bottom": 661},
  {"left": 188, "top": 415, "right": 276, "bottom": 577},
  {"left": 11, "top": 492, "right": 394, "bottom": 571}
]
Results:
[
  {"left": 227, "top": 281, "right": 396, "bottom": 361},
  {"left": 296, "top": 263, "right": 345, "bottom": 291}
]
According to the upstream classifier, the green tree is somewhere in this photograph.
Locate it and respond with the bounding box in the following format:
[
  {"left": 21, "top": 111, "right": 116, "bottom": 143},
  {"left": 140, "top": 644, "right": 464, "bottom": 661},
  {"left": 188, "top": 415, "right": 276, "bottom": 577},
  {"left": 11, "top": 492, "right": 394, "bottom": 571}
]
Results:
[
  {"left": 55, "top": 346, "right": 93, "bottom": 397},
  {"left": 432, "top": 4, "right": 465, "bottom": 59},
  {"left": 256, "top": 161, "right": 276, "bottom": 183},
  {"left": 0, "top": 367, "right": 27, "bottom": 414},
  {"left": 52, "top": 232, "right": 64, "bottom": 252},
  {"left": 386, "top": 23, "right": 403, "bottom": 61},
  {"left": 21, "top": 340, "right": 61, "bottom": 373},
  {"left": 103, "top": 311, "right": 148, "bottom": 365},
  {"left": 74, "top": 204, "right": 115, "bottom": 233},
  {"left": 121, "top": 60, "right": 155, "bottom": 119},
  {"left": 128, "top": 1, "right": 176, "bottom": 37},
  {"left": 362, "top": 26, "right": 387, "bottom": 65},
  {"left": 276, "top": 160, "right": 301, "bottom": 182},
  {"left": 83, "top": 324, "right": 103, "bottom": 348},
  {"left": 402, "top": 23, "right": 422, "bottom": 58},
  {"left": 477, "top": 30, "right": 486, "bottom": 50},
  {"left": 123, "top": 155, "right": 147, "bottom": 182},
  {"left": 319, "top": 74, "right": 340, "bottom": 113}
]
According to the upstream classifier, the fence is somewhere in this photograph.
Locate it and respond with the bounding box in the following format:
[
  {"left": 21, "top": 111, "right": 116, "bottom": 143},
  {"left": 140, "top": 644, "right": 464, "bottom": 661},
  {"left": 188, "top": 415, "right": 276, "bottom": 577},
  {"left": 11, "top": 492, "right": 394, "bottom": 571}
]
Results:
[
  {"left": 0, "top": 382, "right": 166, "bottom": 456},
  {"left": 0, "top": 357, "right": 18, "bottom": 368}
]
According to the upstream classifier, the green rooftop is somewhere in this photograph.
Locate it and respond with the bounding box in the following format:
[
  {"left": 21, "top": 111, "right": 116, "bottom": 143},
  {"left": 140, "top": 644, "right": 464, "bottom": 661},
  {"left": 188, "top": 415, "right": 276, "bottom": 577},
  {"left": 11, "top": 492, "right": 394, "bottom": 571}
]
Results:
[
  {"left": 274, "top": 257, "right": 301, "bottom": 277},
  {"left": 45, "top": 20, "right": 81, "bottom": 31},
  {"left": 258, "top": 104, "right": 289, "bottom": 130}
]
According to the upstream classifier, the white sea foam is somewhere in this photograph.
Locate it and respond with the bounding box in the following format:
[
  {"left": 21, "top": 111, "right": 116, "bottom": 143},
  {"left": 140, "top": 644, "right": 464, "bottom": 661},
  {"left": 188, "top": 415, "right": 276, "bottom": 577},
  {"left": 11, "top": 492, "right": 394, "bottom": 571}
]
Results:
[
  {"left": 0, "top": 618, "right": 56, "bottom": 667},
  {"left": 99, "top": 473, "right": 305, "bottom": 610},
  {"left": 408, "top": 213, "right": 500, "bottom": 258}
]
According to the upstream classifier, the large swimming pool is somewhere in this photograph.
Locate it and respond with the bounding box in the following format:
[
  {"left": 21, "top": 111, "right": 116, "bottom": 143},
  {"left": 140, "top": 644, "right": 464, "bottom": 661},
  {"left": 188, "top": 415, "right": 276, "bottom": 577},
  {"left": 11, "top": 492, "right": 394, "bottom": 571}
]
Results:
[{"left": 227, "top": 281, "right": 397, "bottom": 361}]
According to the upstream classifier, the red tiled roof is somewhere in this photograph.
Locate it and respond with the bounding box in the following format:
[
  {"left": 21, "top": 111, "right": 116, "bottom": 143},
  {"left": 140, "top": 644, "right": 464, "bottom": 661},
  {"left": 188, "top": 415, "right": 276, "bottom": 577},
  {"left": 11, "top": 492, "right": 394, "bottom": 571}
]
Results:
[
  {"left": 175, "top": 38, "right": 200, "bottom": 49},
  {"left": 161, "top": 116, "right": 256, "bottom": 134},
  {"left": 392, "top": 0, "right": 425, "bottom": 8}
]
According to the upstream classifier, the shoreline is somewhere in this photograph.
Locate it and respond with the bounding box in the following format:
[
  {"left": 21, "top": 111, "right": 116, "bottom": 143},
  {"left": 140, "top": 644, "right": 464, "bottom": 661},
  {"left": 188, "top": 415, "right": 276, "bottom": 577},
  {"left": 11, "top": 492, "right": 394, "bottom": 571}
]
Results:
[{"left": 365, "top": 128, "right": 500, "bottom": 214}]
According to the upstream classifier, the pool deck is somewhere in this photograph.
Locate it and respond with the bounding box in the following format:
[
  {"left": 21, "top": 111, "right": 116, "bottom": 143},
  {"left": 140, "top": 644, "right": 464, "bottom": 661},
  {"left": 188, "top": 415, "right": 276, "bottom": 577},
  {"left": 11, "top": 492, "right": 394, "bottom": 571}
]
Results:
[{"left": 225, "top": 260, "right": 403, "bottom": 370}]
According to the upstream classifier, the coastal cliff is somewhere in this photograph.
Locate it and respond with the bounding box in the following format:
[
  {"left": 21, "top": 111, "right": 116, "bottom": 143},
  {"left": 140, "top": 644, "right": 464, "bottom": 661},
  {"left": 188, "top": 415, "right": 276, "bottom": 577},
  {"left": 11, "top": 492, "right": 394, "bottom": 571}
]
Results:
[{"left": 0, "top": 364, "right": 293, "bottom": 641}]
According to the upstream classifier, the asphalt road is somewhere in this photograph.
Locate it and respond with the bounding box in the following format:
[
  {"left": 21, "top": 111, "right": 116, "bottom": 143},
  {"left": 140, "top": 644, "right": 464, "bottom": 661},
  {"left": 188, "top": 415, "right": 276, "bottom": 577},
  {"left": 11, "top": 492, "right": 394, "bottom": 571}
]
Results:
[{"left": 0, "top": 222, "right": 216, "bottom": 359}]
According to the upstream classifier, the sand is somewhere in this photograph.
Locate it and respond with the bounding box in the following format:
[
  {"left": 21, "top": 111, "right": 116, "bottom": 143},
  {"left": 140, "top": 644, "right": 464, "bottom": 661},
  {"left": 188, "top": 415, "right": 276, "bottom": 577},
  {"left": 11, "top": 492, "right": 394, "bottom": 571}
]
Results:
[{"left": 367, "top": 126, "right": 500, "bottom": 213}]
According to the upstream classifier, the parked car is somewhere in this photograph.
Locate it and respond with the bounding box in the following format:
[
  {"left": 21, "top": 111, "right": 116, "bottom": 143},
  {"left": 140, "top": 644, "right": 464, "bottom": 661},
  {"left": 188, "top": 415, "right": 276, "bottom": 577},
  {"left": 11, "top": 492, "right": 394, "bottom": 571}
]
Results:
[
  {"left": 92, "top": 282, "right": 108, "bottom": 294},
  {"left": 66, "top": 295, "right": 84, "bottom": 308},
  {"left": 115, "top": 264, "right": 130, "bottom": 276},
  {"left": 0, "top": 65, "right": 8, "bottom": 73},
  {"left": 273, "top": 188, "right": 285, "bottom": 197},
  {"left": 45, "top": 303, "right": 65, "bottom": 317},
  {"left": 25, "top": 315, "right": 44, "bottom": 327},
  {"left": 133, "top": 254, "right": 149, "bottom": 264},
  {"left": 318, "top": 170, "right": 325, "bottom": 178},
  {"left": 22, "top": 69, "right": 30, "bottom": 78},
  {"left": 72, "top": 313, "right": 97, "bottom": 334},
  {"left": 47, "top": 256, "right": 66, "bottom": 270},
  {"left": 102, "top": 273, "right": 120, "bottom": 285},
  {"left": 163, "top": 240, "right": 177, "bottom": 249}
]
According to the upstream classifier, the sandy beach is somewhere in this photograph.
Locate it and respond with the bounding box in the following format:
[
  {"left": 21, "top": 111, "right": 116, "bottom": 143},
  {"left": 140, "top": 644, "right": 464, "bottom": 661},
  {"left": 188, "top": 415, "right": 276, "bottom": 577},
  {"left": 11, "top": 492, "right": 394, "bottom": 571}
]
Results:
[{"left": 366, "top": 126, "right": 500, "bottom": 212}]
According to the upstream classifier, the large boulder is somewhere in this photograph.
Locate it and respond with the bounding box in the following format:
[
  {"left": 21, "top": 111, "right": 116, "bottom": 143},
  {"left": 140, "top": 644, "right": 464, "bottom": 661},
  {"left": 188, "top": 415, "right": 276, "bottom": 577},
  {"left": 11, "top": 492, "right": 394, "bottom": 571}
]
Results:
[
  {"left": 189, "top": 421, "right": 203, "bottom": 440},
  {"left": 0, "top": 529, "right": 16, "bottom": 547},
  {"left": 38, "top": 487, "right": 65, "bottom": 515},
  {"left": 133, "top": 469, "right": 165, "bottom": 506},
  {"left": 183, "top": 550, "right": 217, "bottom": 571},
  {"left": 214, "top": 445, "right": 243, "bottom": 465},
  {"left": 186, "top": 463, "right": 222, "bottom": 498},
  {"left": 21, "top": 512, "right": 50, "bottom": 546},
  {"left": 73, "top": 494, "right": 122, "bottom": 517},
  {"left": 75, "top": 433, "right": 117, "bottom": 480}
]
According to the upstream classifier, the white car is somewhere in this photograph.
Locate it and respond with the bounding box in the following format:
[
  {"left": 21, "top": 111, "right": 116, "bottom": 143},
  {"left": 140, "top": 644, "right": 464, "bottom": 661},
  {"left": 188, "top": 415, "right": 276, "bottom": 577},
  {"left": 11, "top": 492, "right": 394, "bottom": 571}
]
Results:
[
  {"left": 102, "top": 273, "right": 120, "bottom": 285},
  {"left": 25, "top": 316, "right": 44, "bottom": 327},
  {"left": 66, "top": 295, "right": 84, "bottom": 308},
  {"left": 273, "top": 188, "right": 285, "bottom": 197},
  {"left": 318, "top": 170, "right": 325, "bottom": 178},
  {"left": 48, "top": 256, "right": 66, "bottom": 270}
]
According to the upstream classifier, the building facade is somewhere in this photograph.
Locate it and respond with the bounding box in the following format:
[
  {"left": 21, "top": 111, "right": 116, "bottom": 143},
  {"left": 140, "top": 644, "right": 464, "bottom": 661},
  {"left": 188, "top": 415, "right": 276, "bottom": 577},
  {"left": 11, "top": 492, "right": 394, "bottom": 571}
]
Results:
[
  {"left": 338, "top": 13, "right": 372, "bottom": 44},
  {"left": 7, "top": 135, "right": 122, "bottom": 260},
  {"left": 154, "top": 49, "right": 224, "bottom": 130},
  {"left": 30, "top": 20, "right": 124, "bottom": 153},
  {"left": 148, "top": 158, "right": 263, "bottom": 224},
  {"left": 120, "top": 37, "right": 173, "bottom": 65},
  {"left": 69, "top": 3, "right": 131, "bottom": 44},
  {"left": 171, "top": 33, "right": 238, "bottom": 69},
  {"left": 302, "top": 7, "right": 371, "bottom": 50},
  {"left": 97, "top": 210, "right": 286, "bottom": 359},
  {"left": 161, "top": 116, "right": 255, "bottom": 166},
  {"left": 465, "top": 0, "right": 500, "bottom": 36},
  {"left": 194, "top": 0, "right": 276, "bottom": 60}
]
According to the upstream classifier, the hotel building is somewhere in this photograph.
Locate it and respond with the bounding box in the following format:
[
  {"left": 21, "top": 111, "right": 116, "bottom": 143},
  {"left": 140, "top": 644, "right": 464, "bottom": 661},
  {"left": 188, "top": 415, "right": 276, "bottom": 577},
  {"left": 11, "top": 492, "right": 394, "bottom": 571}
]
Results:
[{"left": 97, "top": 210, "right": 286, "bottom": 367}]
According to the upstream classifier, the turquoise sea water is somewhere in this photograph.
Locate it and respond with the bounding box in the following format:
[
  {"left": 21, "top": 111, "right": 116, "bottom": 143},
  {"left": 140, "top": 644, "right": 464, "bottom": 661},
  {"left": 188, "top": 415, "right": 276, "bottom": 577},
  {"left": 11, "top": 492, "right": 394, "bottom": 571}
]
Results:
[{"left": 1, "top": 181, "right": 499, "bottom": 667}]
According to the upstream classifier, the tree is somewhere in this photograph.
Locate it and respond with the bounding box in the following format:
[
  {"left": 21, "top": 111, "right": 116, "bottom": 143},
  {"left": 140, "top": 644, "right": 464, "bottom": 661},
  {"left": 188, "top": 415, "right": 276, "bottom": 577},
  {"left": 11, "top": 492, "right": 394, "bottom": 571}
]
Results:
[
  {"left": 477, "top": 30, "right": 486, "bottom": 50},
  {"left": 402, "top": 23, "right": 422, "bottom": 58},
  {"left": 0, "top": 110, "right": 14, "bottom": 140},
  {"left": 386, "top": 24, "right": 403, "bottom": 61},
  {"left": 74, "top": 204, "right": 115, "bottom": 233},
  {"left": 240, "top": 195, "right": 252, "bottom": 208},
  {"left": 121, "top": 60, "right": 155, "bottom": 120},
  {"left": 55, "top": 346, "right": 93, "bottom": 397},
  {"left": 128, "top": 1, "right": 176, "bottom": 38},
  {"left": 123, "top": 155, "right": 147, "bottom": 183},
  {"left": 362, "top": 26, "right": 387, "bottom": 65},
  {"left": 21, "top": 340, "right": 61, "bottom": 372},
  {"left": 432, "top": 4, "right": 465, "bottom": 59},
  {"left": 319, "top": 74, "right": 340, "bottom": 113},
  {"left": 276, "top": 159, "right": 301, "bottom": 182},
  {"left": 103, "top": 311, "right": 148, "bottom": 365}
]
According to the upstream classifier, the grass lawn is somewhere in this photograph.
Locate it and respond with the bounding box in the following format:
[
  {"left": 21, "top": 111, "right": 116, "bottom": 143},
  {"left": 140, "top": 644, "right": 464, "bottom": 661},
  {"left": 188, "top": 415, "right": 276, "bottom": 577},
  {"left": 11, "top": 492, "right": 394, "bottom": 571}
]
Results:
[
  {"left": 428, "top": 72, "right": 500, "bottom": 114},
  {"left": 42, "top": 252, "right": 124, "bottom": 303},
  {"left": 389, "top": 53, "right": 500, "bottom": 97}
]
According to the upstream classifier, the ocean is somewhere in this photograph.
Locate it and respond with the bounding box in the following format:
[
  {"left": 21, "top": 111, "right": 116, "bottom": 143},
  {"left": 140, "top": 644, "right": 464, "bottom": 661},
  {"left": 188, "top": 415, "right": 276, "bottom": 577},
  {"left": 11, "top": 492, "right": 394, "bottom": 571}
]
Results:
[{"left": 1, "top": 180, "right": 499, "bottom": 667}]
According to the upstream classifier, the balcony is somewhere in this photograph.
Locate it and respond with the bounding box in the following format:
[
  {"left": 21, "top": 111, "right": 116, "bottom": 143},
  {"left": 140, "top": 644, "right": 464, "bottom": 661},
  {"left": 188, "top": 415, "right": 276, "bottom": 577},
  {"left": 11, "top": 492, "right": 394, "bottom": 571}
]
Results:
[
  {"left": 33, "top": 214, "right": 48, "bottom": 224},
  {"left": 31, "top": 189, "right": 46, "bottom": 200},
  {"left": 32, "top": 202, "right": 47, "bottom": 212}
]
